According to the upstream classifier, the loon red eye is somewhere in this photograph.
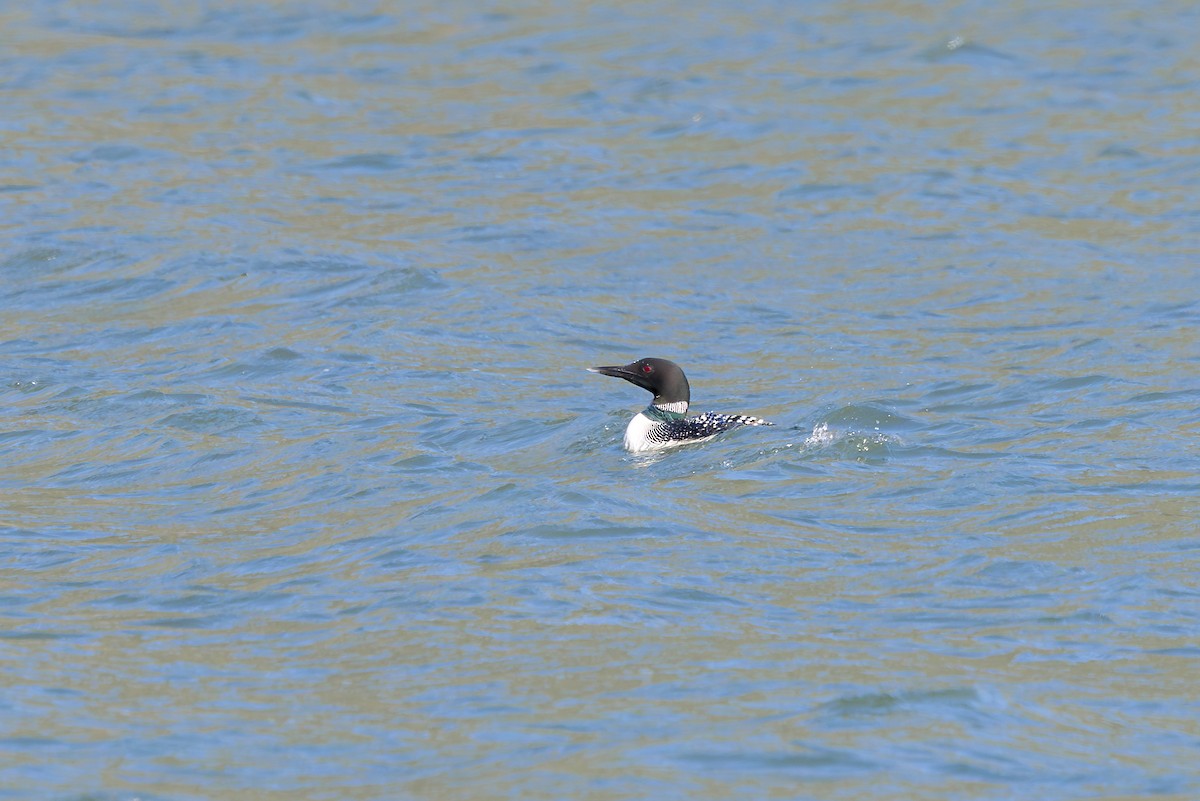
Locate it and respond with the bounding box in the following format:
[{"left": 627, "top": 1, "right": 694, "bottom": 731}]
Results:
[{"left": 642, "top": 363, "right": 652, "bottom": 373}]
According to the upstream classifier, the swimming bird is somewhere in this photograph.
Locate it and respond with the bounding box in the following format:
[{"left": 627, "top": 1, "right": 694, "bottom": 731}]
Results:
[{"left": 589, "top": 357, "right": 773, "bottom": 452}]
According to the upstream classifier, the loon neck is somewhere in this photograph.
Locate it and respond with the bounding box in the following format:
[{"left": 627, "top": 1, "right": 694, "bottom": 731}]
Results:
[{"left": 646, "top": 401, "right": 688, "bottom": 421}]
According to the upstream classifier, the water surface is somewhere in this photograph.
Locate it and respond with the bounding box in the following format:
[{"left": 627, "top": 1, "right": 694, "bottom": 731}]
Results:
[{"left": 2, "top": 1, "right": 1199, "bottom": 799}]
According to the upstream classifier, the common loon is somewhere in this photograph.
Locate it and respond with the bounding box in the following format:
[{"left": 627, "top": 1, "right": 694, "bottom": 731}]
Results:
[{"left": 589, "top": 357, "right": 773, "bottom": 452}]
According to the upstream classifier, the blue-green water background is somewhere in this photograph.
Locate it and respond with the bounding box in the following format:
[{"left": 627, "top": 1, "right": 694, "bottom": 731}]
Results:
[{"left": 2, "top": 1, "right": 1199, "bottom": 799}]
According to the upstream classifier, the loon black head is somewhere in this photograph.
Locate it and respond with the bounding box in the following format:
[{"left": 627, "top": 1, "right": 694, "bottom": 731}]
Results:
[{"left": 588, "top": 357, "right": 691, "bottom": 406}]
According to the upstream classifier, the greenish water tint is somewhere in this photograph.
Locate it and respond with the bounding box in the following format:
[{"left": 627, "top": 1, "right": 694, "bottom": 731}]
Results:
[{"left": 2, "top": 1, "right": 1199, "bottom": 799}]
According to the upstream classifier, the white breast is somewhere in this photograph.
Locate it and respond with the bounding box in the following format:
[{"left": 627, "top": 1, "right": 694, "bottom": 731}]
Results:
[
  {"left": 623, "top": 411, "right": 660, "bottom": 452},
  {"left": 622, "top": 411, "right": 715, "bottom": 452}
]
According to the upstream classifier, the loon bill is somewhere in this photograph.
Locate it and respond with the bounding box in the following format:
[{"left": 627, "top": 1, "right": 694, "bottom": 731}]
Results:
[{"left": 588, "top": 357, "right": 773, "bottom": 452}]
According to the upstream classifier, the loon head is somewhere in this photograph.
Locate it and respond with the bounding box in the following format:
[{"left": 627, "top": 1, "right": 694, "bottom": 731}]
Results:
[{"left": 588, "top": 357, "right": 691, "bottom": 406}]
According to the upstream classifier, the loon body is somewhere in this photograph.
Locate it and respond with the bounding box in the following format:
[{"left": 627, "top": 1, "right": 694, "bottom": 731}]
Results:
[{"left": 589, "top": 357, "right": 772, "bottom": 452}]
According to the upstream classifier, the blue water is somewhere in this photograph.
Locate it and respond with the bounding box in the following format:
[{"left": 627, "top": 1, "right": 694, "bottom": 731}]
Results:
[{"left": 2, "top": 1, "right": 1199, "bottom": 799}]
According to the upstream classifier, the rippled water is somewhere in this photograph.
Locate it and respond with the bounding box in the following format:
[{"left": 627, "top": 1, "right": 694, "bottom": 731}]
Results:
[{"left": 3, "top": 1, "right": 1199, "bottom": 799}]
